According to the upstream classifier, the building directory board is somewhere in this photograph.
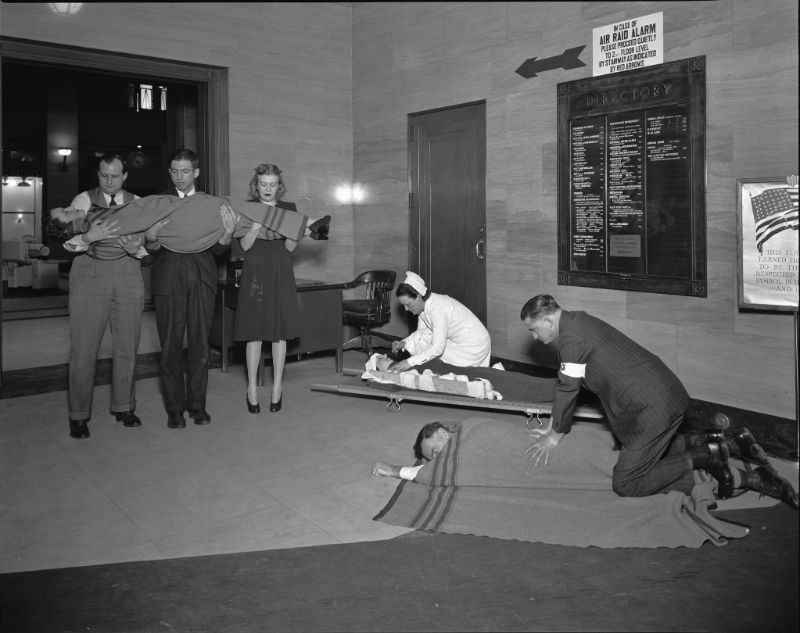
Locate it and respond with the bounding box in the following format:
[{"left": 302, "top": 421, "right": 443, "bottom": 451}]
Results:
[{"left": 557, "top": 56, "right": 706, "bottom": 296}]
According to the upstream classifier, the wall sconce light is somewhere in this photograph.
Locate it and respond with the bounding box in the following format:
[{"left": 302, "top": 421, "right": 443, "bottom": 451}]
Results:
[
  {"left": 58, "top": 148, "right": 72, "bottom": 172},
  {"left": 334, "top": 183, "right": 366, "bottom": 204},
  {"left": 48, "top": 3, "right": 83, "bottom": 16}
]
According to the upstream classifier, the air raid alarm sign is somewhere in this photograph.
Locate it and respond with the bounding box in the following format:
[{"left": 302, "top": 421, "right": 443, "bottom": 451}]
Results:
[{"left": 593, "top": 12, "right": 663, "bottom": 77}]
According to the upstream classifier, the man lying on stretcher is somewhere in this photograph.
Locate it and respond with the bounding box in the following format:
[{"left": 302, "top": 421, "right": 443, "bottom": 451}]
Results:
[{"left": 48, "top": 193, "right": 331, "bottom": 253}]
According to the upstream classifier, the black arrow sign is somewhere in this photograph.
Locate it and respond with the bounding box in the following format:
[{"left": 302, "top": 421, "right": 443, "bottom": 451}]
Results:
[{"left": 515, "top": 45, "right": 586, "bottom": 78}]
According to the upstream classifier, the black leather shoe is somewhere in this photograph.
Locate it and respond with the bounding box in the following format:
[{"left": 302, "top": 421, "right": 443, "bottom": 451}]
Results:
[
  {"left": 69, "top": 419, "right": 90, "bottom": 439},
  {"left": 270, "top": 396, "right": 282, "bottom": 413},
  {"left": 308, "top": 215, "right": 330, "bottom": 240},
  {"left": 247, "top": 394, "right": 260, "bottom": 414},
  {"left": 190, "top": 409, "right": 212, "bottom": 425},
  {"left": 684, "top": 412, "right": 731, "bottom": 449},
  {"left": 167, "top": 412, "right": 186, "bottom": 429},
  {"left": 114, "top": 411, "right": 142, "bottom": 427},
  {"left": 706, "top": 440, "right": 735, "bottom": 500},
  {"left": 745, "top": 466, "right": 799, "bottom": 510},
  {"left": 732, "top": 427, "right": 771, "bottom": 468}
]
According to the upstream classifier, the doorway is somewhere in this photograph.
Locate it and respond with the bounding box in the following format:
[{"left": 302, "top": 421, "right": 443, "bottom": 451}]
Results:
[
  {"left": 0, "top": 36, "right": 229, "bottom": 391},
  {"left": 408, "top": 101, "right": 487, "bottom": 322}
]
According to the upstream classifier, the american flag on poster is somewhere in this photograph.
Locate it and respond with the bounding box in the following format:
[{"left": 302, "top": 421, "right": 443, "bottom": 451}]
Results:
[{"left": 750, "top": 184, "right": 799, "bottom": 253}]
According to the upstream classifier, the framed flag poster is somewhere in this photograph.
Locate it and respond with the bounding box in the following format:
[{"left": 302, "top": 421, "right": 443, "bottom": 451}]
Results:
[{"left": 736, "top": 176, "right": 799, "bottom": 311}]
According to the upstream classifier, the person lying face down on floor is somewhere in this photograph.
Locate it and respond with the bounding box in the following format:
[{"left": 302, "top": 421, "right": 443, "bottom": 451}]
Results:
[
  {"left": 517, "top": 294, "right": 798, "bottom": 509},
  {"left": 387, "top": 272, "right": 492, "bottom": 372},
  {"left": 372, "top": 415, "right": 798, "bottom": 511},
  {"left": 48, "top": 193, "right": 331, "bottom": 253},
  {"left": 372, "top": 422, "right": 461, "bottom": 480}
]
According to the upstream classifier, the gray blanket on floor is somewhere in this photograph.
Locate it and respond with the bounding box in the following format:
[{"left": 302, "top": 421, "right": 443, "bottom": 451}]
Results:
[{"left": 374, "top": 417, "right": 749, "bottom": 548}]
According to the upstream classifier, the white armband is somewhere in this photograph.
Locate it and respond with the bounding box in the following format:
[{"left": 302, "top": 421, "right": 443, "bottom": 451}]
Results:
[
  {"left": 399, "top": 465, "right": 424, "bottom": 481},
  {"left": 559, "top": 362, "right": 586, "bottom": 378}
]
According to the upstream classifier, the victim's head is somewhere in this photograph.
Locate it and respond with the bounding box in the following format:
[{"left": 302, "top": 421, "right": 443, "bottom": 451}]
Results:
[{"left": 413, "top": 422, "right": 451, "bottom": 461}]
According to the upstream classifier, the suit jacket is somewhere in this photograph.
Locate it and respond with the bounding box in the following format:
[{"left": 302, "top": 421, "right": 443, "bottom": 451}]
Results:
[
  {"left": 549, "top": 310, "right": 689, "bottom": 445},
  {"left": 149, "top": 188, "right": 229, "bottom": 295}
]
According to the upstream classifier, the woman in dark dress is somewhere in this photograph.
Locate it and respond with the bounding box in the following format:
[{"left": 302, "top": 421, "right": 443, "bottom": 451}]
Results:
[{"left": 234, "top": 163, "right": 301, "bottom": 413}]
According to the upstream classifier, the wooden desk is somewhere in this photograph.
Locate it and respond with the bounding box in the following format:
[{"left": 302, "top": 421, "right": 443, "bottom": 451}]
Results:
[{"left": 211, "top": 278, "right": 345, "bottom": 373}]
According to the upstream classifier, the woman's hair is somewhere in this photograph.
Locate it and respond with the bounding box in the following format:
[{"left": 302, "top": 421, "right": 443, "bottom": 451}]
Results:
[
  {"left": 413, "top": 421, "right": 448, "bottom": 461},
  {"left": 519, "top": 294, "right": 560, "bottom": 322},
  {"left": 248, "top": 163, "right": 286, "bottom": 201},
  {"left": 396, "top": 283, "right": 431, "bottom": 301}
]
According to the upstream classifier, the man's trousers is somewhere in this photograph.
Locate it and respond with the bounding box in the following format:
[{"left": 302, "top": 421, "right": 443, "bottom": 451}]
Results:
[{"left": 68, "top": 254, "right": 144, "bottom": 420}]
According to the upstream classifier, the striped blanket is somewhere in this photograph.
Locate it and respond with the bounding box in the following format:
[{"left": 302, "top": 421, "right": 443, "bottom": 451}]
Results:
[
  {"left": 56, "top": 194, "right": 308, "bottom": 253},
  {"left": 375, "top": 418, "right": 750, "bottom": 548}
]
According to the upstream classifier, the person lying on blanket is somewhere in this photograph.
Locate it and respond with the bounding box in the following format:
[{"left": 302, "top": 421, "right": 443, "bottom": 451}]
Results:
[
  {"left": 387, "top": 271, "right": 492, "bottom": 371},
  {"left": 372, "top": 421, "right": 454, "bottom": 480},
  {"left": 49, "top": 194, "right": 331, "bottom": 254},
  {"left": 371, "top": 419, "right": 799, "bottom": 509}
]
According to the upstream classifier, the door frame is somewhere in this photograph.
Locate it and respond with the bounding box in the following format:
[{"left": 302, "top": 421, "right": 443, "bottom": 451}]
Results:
[
  {"left": 0, "top": 36, "right": 229, "bottom": 389},
  {"left": 407, "top": 99, "right": 487, "bottom": 320}
]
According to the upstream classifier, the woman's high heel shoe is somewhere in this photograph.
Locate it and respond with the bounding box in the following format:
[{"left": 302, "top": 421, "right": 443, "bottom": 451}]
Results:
[
  {"left": 270, "top": 396, "right": 282, "bottom": 412},
  {"left": 246, "top": 394, "right": 260, "bottom": 414}
]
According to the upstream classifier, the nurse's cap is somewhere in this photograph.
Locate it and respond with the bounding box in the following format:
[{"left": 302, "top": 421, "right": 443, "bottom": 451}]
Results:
[{"left": 403, "top": 271, "right": 427, "bottom": 296}]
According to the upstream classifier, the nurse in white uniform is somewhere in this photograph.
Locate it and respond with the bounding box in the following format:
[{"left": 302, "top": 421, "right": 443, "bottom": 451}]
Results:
[{"left": 389, "top": 271, "right": 492, "bottom": 371}]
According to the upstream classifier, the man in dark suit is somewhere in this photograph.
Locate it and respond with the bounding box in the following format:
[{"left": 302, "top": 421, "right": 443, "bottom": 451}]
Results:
[
  {"left": 145, "top": 148, "right": 236, "bottom": 428},
  {"left": 519, "top": 294, "right": 797, "bottom": 509}
]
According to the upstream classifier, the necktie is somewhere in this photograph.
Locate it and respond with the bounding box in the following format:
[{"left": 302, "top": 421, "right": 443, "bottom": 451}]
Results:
[{"left": 109, "top": 194, "right": 117, "bottom": 207}]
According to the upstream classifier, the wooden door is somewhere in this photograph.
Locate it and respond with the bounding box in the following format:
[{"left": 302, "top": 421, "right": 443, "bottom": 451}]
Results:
[{"left": 408, "top": 101, "right": 487, "bottom": 322}]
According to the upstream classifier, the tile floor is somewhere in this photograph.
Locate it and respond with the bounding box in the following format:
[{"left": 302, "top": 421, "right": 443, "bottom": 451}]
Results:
[{"left": 0, "top": 350, "right": 528, "bottom": 574}]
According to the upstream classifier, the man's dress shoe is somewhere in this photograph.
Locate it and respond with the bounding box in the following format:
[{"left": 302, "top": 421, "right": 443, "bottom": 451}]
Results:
[
  {"left": 732, "top": 427, "right": 772, "bottom": 468},
  {"left": 747, "top": 466, "right": 799, "bottom": 510},
  {"left": 706, "top": 440, "right": 735, "bottom": 499},
  {"left": 114, "top": 411, "right": 142, "bottom": 427},
  {"left": 308, "top": 215, "right": 331, "bottom": 240},
  {"left": 69, "top": 419, "right": 90, "bottom": 439},
  {"left": 167, "top": 413, "right": 186, "bottom": 429},
  {"left": 190, "top": 409, "right": 212, "bottom": 425}
]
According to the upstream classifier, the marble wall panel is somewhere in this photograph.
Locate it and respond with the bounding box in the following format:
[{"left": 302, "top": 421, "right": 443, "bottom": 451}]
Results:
[
  {"left": 733, "top": 308, "right": 795, "bottom": 339},
  {"left": 347, "top": 0, "right": 797, "bottom": 417},
  {"left": 353, "top": 2, "right": 447, "bottom": 40},
  {"left": 505, "top": 1, "right": 585, "bottom": 42},
  {"left": 732, "top": 0, "right": 798, "bottom": 50},
  {"left": 705, "top": 188, "right": 738, "bottom": 264},
  {"left": 444, "top": 2, "right": 508, "bottom": 60},
  {"left": 678, "top": 325, "right": 796, "bottom": 417}
]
